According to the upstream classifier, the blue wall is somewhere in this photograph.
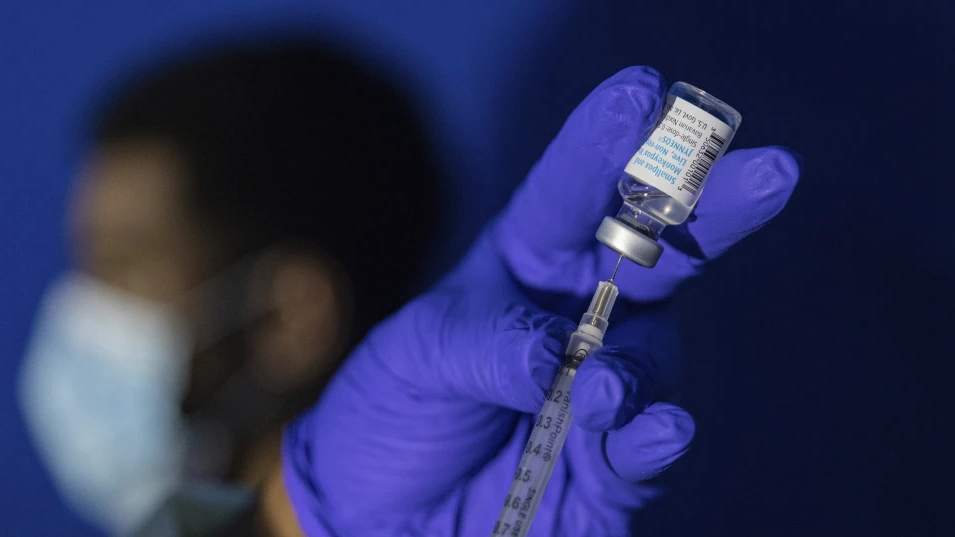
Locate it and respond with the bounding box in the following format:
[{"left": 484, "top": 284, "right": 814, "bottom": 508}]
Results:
[{"left": 3, "top": 2, "right": 954, "bottom": 536}]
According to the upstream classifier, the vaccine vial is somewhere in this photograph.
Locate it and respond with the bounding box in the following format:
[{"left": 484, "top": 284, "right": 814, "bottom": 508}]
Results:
[{"left": 596, "top": 82, "right": 741, "bottom": 267}]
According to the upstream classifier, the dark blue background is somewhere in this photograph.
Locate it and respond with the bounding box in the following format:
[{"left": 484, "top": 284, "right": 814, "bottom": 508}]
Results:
[{"left": 2, "top": 2, "right": 953, "bottom": 536}]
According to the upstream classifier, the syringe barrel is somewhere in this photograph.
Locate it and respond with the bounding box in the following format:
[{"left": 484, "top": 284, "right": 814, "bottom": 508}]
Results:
[{"left": 489, "top": 280, "right": 620, "bottom": 537}]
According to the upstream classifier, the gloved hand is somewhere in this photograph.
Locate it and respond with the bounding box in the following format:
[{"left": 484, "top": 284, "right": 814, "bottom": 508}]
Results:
[{"left": 282, "top": 66, "right": 800, "bottom": 536}]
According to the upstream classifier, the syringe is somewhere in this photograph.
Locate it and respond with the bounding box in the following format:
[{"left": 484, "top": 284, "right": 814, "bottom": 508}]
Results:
[
  {"left": 490, "top": 258, "right": 621, "bottom": 537},
  {"left": 490, "top": 79, "right": 740, "bottom": 537}
]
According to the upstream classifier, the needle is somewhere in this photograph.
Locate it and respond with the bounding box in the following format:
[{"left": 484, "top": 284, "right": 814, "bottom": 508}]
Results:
[{"left": 609, "top": 254, "right": 623, "bottom": 283}]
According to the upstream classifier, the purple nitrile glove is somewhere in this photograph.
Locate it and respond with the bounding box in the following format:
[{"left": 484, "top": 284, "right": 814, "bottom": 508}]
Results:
[{"left": 282, "top": 66, "right": 800, "bottom": 537}]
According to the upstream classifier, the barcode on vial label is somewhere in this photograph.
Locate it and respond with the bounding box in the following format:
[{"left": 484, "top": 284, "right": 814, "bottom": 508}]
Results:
[{"left": 682, "top": 132, "right": 726, "bottom": 195}]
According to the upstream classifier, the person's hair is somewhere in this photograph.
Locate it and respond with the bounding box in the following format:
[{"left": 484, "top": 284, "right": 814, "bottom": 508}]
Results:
[{"left": 92, "top": 39, "right": 441, "bottom": 339}]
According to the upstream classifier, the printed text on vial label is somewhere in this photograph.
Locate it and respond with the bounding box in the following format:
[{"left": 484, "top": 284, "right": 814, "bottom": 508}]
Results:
[{"left": 624, "top": 97, "right": 732, "bottom": 207}]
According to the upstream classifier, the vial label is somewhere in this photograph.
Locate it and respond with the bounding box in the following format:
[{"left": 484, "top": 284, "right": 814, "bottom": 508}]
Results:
[{"left": 624, "top": 96, "right": 733, "bottom": 207}]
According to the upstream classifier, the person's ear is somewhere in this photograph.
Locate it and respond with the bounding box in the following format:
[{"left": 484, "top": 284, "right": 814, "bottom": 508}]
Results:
[{"left": 245, "top": 247, "right": 352, "bottom": 393}]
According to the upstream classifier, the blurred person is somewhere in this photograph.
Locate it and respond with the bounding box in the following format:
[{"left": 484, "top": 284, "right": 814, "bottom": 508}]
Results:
[{"left": 17, "top": 38, "right": 440, "bottom": 536}]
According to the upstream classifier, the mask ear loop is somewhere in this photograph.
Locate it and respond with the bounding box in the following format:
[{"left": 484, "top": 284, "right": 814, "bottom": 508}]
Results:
[
  {"left": 173, "top": 249, "right": 297, "bottom": 471},
  {"left": 172, "top": 252, "right": 271, "bottom": 352}
]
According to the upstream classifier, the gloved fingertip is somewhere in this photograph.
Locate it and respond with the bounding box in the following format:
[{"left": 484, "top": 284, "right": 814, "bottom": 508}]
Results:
[
  {"left": 495, "top": 65, "right": 670, "bottom": 258},
  {"left": 605, "top": 402, "right": 695, "bottom": 482},
  {"left": 572, "top": 347, "right": 653, "bottom": 432},
  {"left": 605, "top": 65, "right": 665, "bottom": 85},
  {"left": 598, "top": 65, "right": 667, "bottom": 119},
  {"left": 510, "top": 314, "right": 576, "bottom": 411},
  {"left": 683, "top": 146, "right": 801, "bottom": 260},
  {"left": 573, "top": 365, "right": 627, "bottom": 431},
  {"left": 643, "top": 403, "right": 696, "bottom": 446},
  {"left": 538, "top": 65, "right": 668, "bottom": 191},
  {"left": 740, "top": 146, "right": 801, "bottom": 201},
  {"left": 777, "top": 145, "right": 804, "bottom": 173},
  {"left": 580, "top": 66, "right": 668, "bottom": 162},
  {"left": 702, "top": 147, "right": 800, "bottom": 210}
]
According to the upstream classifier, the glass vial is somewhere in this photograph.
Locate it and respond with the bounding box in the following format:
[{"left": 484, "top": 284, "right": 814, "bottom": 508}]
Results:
[
  {"left": 616, "top": 82, "right": 742, "bottom": 239},
  {"left": 596, "top": 82, "right": 741, "bottom": 267}
]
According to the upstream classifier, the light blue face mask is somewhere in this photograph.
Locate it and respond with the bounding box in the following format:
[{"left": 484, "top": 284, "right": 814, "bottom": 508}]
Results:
[{"left": 18, "top": 273, "right": 192, "bottom": 536}]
